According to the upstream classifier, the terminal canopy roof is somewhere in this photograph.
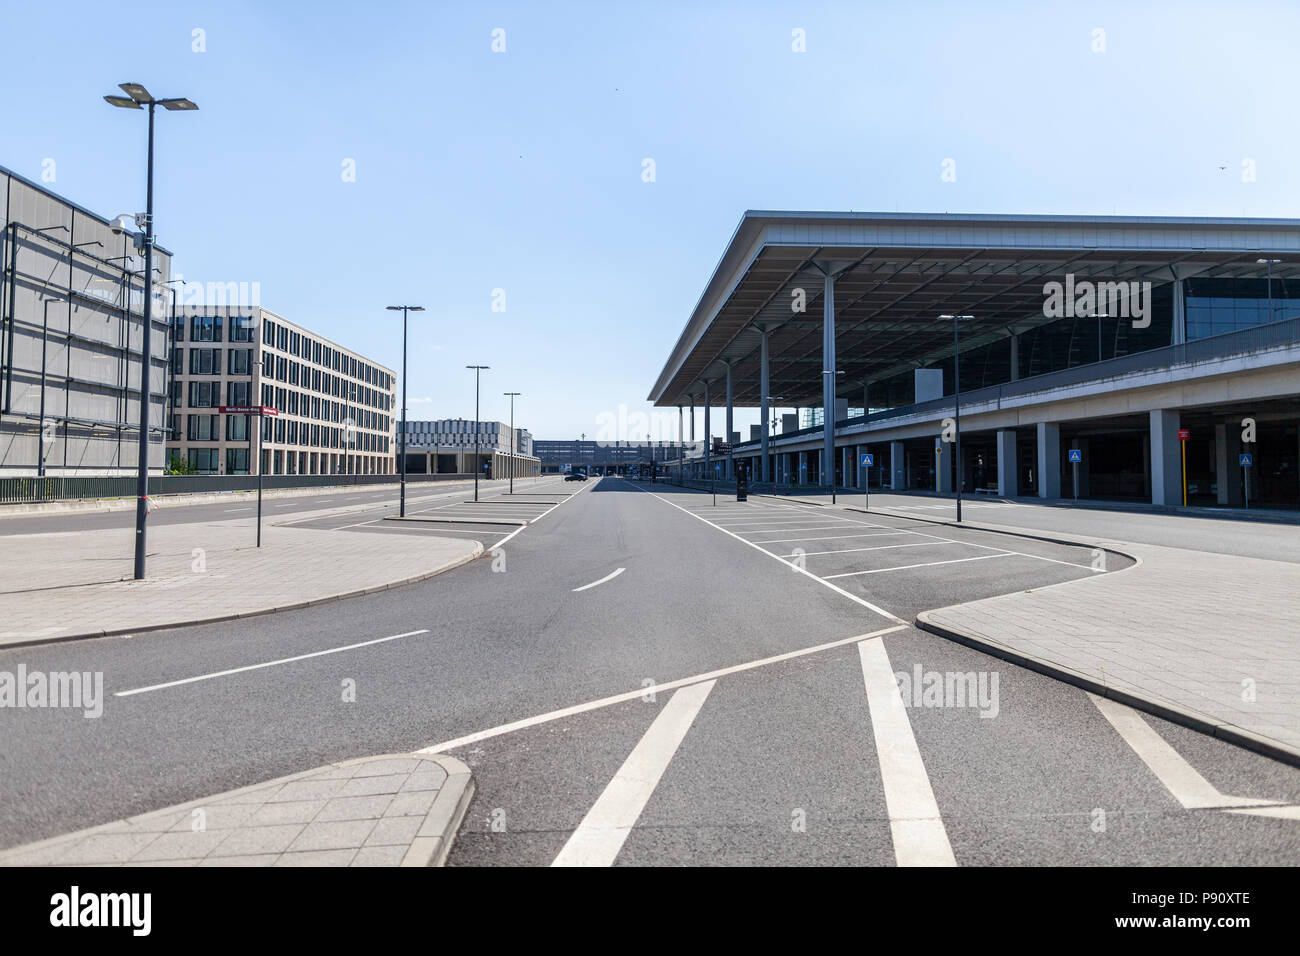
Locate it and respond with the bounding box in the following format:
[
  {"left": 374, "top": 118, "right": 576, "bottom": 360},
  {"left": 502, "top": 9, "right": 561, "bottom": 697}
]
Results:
[{"left": 648, "top": 210, "right": 1300, "bottom": 408}]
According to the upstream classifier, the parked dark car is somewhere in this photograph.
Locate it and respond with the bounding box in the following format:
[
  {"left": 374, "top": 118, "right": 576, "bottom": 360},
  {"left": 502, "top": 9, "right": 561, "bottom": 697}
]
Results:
[{"left": 565, "top": 472, "right": 588, "bottom": 481}]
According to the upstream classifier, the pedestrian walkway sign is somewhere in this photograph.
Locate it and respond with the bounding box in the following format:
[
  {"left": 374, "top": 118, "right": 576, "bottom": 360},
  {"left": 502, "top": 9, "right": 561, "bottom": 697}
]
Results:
[
  {"left": 1240, "top": 453, "right": 1253, "bottom": 466},
  {"left": 1068, "top": 449, "right": 1082, "bottom": 463},
  {"left": 861, "top": 453, "right": 874, "bottom": 467}
]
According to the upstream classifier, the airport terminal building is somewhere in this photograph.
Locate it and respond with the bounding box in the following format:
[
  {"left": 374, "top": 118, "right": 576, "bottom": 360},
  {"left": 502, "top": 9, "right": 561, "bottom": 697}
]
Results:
[{"left": 651, "top": 211, "right": 1300, "bottom": 510}]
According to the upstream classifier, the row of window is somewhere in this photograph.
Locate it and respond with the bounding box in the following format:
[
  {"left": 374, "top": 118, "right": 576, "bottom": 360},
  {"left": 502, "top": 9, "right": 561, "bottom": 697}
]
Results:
[
  {"left": 184, "top": 447, "right": 386, "bottom": 475},
  {"left": 262, "top": 318, "right": 392, "bottom": 390},
  {"left": 173, "top": 315, "right": 256, "bottom": 344},
  {"left": 260, "top": 354, "right": 390, "bottom": 410},
  {"left": 174, "top": 413, "right": 390, "bottom": 453},
  {"left": 179, "top": 348, "right": 255, "bottom": 376}
]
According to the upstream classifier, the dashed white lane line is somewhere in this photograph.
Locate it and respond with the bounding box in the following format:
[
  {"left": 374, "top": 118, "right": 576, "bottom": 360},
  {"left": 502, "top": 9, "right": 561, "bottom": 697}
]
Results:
[
  {"left": 551, "top": 680, "right": 716, "bottom": 867},
  {"left": 416, "top": 625, "right": 905, "bottom": 754},
  {"left": 857, "top": 638, "right": 957, "bottom": 867},
  {"left": 823, "top": 552, "right": 1014, "bottom": 579},
  {"left": 1089, "top": 694, "right": 1273, "bottom": 810},
  {"left": 572, "top": 567, "right": 626, "bottom": 592},
  {"left": 114, "top": 629, "right": 430, "bottom": 697},
  {"left": 223, "top": 508, "right": 252, "bottom": 513}
]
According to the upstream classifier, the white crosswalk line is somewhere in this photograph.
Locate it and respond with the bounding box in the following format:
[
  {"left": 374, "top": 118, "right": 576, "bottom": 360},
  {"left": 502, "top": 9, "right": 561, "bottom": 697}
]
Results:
[
  {"left": 857, "top": 639, "right": 957, "bottom": 867},
  {"left": 552, "top": 680, "right": 715, "bottom": 866}
]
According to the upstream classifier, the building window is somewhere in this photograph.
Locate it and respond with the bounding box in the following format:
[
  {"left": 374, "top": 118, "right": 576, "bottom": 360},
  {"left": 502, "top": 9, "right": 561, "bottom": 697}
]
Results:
[
  {"left": 226, "top": 447, "right": 250, "bottom": 474},
  {"left": 189, "top": 348, "right": 221, "bottom": 375},
  {"left": 187, "top": 414, "right": 220, "bottom": 441},
  {"left": 190, "top": 315, "right": 223, "bottom": 342},
  {"left": 188, "top": 381, "right": 219, "bottom": 407},
  {"left": 231, "top": 315, "right": 255, "bottom": 342},
  {"left": 227, "top": 381, "right": 251, "bottom": 406},
  {"left": 229, "top": 348, "right": 252, "bottom": 375},
  {"left": 227, "top": 415, "right": 249, "bottom": 441},
  {"left": 187, "top": 448, "right": 220, "bottom": 473}
]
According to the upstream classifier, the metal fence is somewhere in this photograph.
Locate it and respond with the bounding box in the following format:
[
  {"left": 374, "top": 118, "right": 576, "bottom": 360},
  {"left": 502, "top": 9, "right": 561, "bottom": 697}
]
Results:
[{"left": 0, "top": 471, "right": 473, "bottom": 505}]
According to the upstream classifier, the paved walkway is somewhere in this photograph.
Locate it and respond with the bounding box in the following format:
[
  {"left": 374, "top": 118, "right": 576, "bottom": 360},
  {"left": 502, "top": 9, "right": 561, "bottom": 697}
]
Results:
[
  {"left": 739, "top": 489, "right": 1300, "bottom": 763},
  {"left": 0, "top": 518, "right": 481, "bottom": 647},
  {"left": 0, "top": 754, "right": 473, "bottom": 867}
]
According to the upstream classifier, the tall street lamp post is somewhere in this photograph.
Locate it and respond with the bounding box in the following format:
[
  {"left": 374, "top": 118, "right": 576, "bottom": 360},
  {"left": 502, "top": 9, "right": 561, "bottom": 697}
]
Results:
[
  {"left": 1257, "top": 258, "right": 1282, "bottom": 326},
  {"left": 504, "top": 391, "right": 521, "bottom": 494},
  {"left": 104, "top": 82, "right": 197, "bottom": 579},
  {"left": 467, "top": 366, "right": 489, "bottom": 501},
  {"left": 386, "top": 305, "right": 424, "bottom": 516},
  {"left": 940, "top": 314, "right": 974, "bottom": 522}
]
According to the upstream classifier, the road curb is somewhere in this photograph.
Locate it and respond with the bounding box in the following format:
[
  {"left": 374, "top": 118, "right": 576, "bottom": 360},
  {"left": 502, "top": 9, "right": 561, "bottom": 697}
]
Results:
[
  {"left": 0, "top": 752, "right": 476, "bottom": 867},
  {"left": 402, "top": 755, "right": 475, "bottom": 867},
  {"left": 914, "top": 612, "right": 1300, "bottom": 769},
  {"left": 0, "top": 541, "right": 483, "bottom": 652}
]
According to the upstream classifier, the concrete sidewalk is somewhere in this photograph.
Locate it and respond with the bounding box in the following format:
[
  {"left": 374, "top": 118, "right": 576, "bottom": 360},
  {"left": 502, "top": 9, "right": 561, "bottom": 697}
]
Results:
[
  {"left": 0, "top": 753, "right": 473, "bottom": 867},
  {"left": 0, "top": 518, "right": 481, "bottom": 648},
  {"left": 756, "top": 493, "right": 1300, "bottom": 764}
]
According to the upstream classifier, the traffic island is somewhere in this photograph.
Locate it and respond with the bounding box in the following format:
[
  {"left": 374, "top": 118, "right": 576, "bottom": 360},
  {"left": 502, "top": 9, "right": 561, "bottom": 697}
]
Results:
[
  {"left": 0, "top": 753, "right": 474, "bottom": 867},
  {"left": 0, "top": 520, "right": 481, "bottom": 649}
]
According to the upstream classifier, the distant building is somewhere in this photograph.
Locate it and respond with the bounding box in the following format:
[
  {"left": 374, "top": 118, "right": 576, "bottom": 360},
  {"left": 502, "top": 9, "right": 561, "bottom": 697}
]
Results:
[
  {"left": 532, "top": 439, "right": 689, "bottom": 474},
  {"left": 167, "top": 305, "right": 395, "bottom": 476},
  {"left": 399, "top": 419, "right": 539, "bottom": 479}
]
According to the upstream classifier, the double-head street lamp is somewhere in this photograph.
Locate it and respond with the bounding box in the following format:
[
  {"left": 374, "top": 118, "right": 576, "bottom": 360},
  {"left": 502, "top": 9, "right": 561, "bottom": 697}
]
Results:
[
  {"left": 466, "top": 366, "right": 489, "bottom": 500},
  {"left": 503, "top": 392, "right": 521, "bottom": 494},
  {"left": 939, "top": 315, "right": 974, "bottom": 522},
  {"left": 105, "top": 82, "right": 197, "bottom": 580},
  {"left": 386, "top": 305, "right": 424, "bottom": 516}
]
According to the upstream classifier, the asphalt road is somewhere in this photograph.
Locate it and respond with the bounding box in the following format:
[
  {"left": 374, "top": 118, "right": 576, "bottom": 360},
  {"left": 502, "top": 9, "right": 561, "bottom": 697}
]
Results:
[{"left": 2, "top": 476, "right": 1297, "bottom": 865}]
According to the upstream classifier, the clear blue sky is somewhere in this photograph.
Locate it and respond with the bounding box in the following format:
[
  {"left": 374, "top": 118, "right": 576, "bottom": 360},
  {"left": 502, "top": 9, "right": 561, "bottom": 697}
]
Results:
[{"left": 2, "top": 1, "right": 1296, "bottom": 441}]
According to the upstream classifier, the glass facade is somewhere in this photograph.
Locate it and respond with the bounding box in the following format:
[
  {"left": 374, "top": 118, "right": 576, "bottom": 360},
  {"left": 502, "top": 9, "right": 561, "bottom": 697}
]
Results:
[{"left": 1185, "top": 277, "right": 1299, "bottom": 340}]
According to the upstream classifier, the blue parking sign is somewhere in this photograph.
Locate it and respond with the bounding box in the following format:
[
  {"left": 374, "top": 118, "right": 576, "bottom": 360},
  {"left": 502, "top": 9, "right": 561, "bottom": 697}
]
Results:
[
  {"left": 1240, "top": 453, "right": 1253, "bottom": 466},
  {"left": 861, "top": 453, "right": 874, "bottom": 467},
  {"left": 1068, "top": 449, "right": 1082, "bottom": 463}
]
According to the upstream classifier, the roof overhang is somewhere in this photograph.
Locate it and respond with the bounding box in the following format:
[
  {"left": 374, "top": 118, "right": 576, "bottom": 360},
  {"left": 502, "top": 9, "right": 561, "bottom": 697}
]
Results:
[{"left": 649, "top": 210, "right": 1300, "bottom": 407}]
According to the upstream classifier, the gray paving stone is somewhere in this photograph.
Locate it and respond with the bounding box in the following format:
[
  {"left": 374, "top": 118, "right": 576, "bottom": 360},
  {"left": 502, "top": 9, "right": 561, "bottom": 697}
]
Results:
[
  {"left": 287, "top": 819, "right": 377, "bottom": 852},
  {"left": 316, "top": 794, "right": 394, "bottom": 822}
]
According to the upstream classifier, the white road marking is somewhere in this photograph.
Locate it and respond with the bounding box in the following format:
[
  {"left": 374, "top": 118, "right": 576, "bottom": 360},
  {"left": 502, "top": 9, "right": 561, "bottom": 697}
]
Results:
[
  {"left": 736, "top": 524, "right": 865, "bottom": 534},
  {"left": 416, "top": 625, "right": 906, "bottom": 754},
  {"left": 572, "top": 567, "right": 626, "bottom": 592},
  {"left": 1225, "top": 805, "right": 1300, "bottom": 820},
  {"left": 823, "top": 553, "right": 1014, "bottom": 578},
  {"left": 639, "top": 488, "right": 905, "bottom": 624},
  {"left": 223, "top": 508, "right": 252, "bottom": 513},
  {"left": 551, "top": 681, "right": 715, "bottom": 867},
  {"left": 778, "top": 541, "right": 948, "bottom": 558},
  {"left": 745, "top": 531, "right": 910, "bottom": 545},
  {"left": 857, "top": 638, "right": 957, "bottom": 867},
  {"left": 115, "top": 629, "right": 431, "bottom": 697},
  {"left": 1089, "top": 694, "right": 1273, "bottom": 809}
]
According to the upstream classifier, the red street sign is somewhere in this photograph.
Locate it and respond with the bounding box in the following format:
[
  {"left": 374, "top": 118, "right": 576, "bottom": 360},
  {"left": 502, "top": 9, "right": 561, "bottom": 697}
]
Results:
[
  {"left": 1177, "top": 428, "right": 1190, "bottom": 441},
  {"left": 219, "top": 405, "right": 278, "bottom": 417}
]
